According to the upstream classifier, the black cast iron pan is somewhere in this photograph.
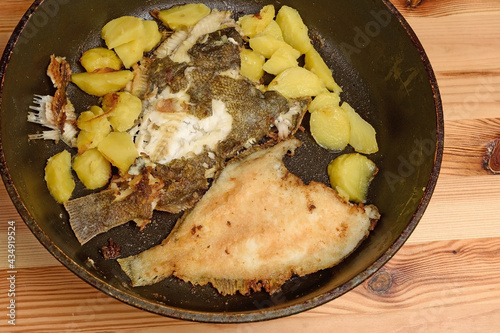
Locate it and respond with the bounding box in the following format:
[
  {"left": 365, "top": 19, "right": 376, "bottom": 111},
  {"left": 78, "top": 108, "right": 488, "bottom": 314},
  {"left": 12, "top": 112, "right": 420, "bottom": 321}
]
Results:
[{"left": 0, "top": 0, "right": 443, "bottom": 322}]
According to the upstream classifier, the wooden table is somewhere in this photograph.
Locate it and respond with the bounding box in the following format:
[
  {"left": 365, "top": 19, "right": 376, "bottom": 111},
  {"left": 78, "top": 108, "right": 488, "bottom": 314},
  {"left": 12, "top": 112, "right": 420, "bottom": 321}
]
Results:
[{"left": 1, "top": 0, "right": 499, "bottom": 331}]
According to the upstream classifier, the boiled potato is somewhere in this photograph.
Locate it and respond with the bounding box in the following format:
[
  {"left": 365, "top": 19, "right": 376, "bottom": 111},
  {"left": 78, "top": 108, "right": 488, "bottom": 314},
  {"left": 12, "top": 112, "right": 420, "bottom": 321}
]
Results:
[
  {"left": 262, "top": 45, "right": 300, "bottom": 75},
  {"left": 328, "top": 153, "right": 378, "bottom": 203},
  {"left": 268, "top": 67, "right": 327, "bottom": 99},
  {"left": 98, "top": 132, "right": 139, "bottom": 173},
  {"left": 45, "top": 150, "right": 75, "bottom": 203},
  {"left": 73, "top": 148, "right": 112, "bottom": 190},
  {"left": 240, "top": 48, "right": 265, "bottom": 82},
  {"left": 76, "top": 130, "right": 109, "bottom": 155},
  {"left": 249, "top": 34, "right": 293, "bottom": 59},
  {"left": 256, "top": 20, "right": 283, "bottom": 41},
  {"left": 158, "top": 3, "right": 211, "bottom": 30},
  {"left": 341, "top": 102, "right": 378, "bottom": 154},
  {"left": 102, "top": 92, "right": 142, "bottom": 132},
  {"left": 310, "top": 106, "right": 350, "bottom": 151},
  {"left": 114, "top": 39, "right": 145, "bottom": 69},
  {"left": 71, "top": 70, "right": 134, "bottom": 97},
  {"left": 112, "top": 20, "right": 162, "bottom": 67},
  {"left": 77, "top": 106, "right": 111, "bottom": 133},
  {"left": 275, "top": 5, "right": 312, "bottom": 54},
  {"left": 80, "top": 47, "right": 123, "bottom": 72},
  {"left": 76, "top": 106, "right": 112, "bottom": 154},
  {"left": 305, "top": 48, "right": 342, "bottom": 93},
  {"left": 142, "top": 20, "right": 163, "bottom": 52},
  {"left": 238, "top": 4, "right": 275, "bottom": 38},
  {"left": 102, "top": 16, "right": 145, "bottom": 49},
  {"left": 308, "top": 92, "right": 341, "bottom": 113}
]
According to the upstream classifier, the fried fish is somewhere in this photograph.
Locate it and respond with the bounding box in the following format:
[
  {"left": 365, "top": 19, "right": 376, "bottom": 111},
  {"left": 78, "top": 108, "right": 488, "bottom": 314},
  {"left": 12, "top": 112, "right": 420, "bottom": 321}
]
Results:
[
  {"left": 63, "top": 16, "right": 308, "bottom": 244},
  {"left": 118, "top": 138, "right": 380, "bottom": 295}
]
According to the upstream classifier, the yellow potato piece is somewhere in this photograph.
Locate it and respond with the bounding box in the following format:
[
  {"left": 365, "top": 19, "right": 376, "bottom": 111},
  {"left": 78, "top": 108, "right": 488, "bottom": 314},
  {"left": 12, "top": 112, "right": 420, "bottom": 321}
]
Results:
[
  {"left": 142, "top": 20, "right": 162, "bottom": 52},
  {"left": 44, "top": 150, "right": 75, "bottom": 203},
  {"left": 310, "top": 106, "right": 350, "bottom": 151},
  {"left": 249, "top": 34, "right": 293, "bottom": 59},
  {"left": 71, "top": 71, "right": 134, "bottom": 97},
  {"left": 268, "top": 67, "right": 327, "bottom": 99},
  {"left": 102, "top": 16, "right": 145, "bottom": 49},
  {"left": 238, "top": 4, "right": 275, "bottom": 37},
  {"left": 77, "top": 106, "right": 112, "bottom": 133},
  {"left": 275, "top": 5, "right": 312, "bottom": 54},
  {"left": 308, "top": 92, "right": 341, "bottom": 113},
  {"left": 158, "top": 3, "right": 211, "bottom": 30},
  {"left": 341, "top": 102, "right": 378, "bottom": 154},
  {"left": 256, "top": 20, "right": 283, "bottom": 41},
  {"left": 240, "top": 48, "right": 265, "bottom": 82},
  {"left": 73, "top": 148, "right": 112, "bottom": 190},
  {"left": 102, "top": 92, "right": 143, "bottom": 132},
  {"left": 105, "top": 19, "right": 161, "bottom": 68},
  {"left": 328, "top": 153, "right": 378, "bottom": 203},
  {"left": 98, "top": 132, "right": 139, "bottom": 173},
  {"left": 262, "top": 45, "right": 300, "bottom": 75},
  {"left": 80, "top": 47, "right": 123, "bottom": 72},
  {"left": 305, "top": 47, "right": 342, "bottom": 93},
  {"left": 77, "top": 130, "right": 109, "bottom": 155},
  {"left": 114, "top": 39, "right": 146, "bottom": 69}
]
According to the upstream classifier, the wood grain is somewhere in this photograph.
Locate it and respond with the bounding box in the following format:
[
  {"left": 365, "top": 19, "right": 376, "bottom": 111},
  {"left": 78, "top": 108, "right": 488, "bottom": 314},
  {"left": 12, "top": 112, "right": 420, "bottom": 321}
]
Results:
[{"left": 1, "top": 0, "right": 500, "bottom": 332}]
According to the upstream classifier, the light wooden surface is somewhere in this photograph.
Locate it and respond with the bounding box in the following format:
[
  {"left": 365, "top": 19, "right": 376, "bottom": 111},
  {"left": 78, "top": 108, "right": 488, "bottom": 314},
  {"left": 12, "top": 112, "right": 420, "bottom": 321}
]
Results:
[{"left": 1, "top": 0, "right": 500, "bottom": 331}]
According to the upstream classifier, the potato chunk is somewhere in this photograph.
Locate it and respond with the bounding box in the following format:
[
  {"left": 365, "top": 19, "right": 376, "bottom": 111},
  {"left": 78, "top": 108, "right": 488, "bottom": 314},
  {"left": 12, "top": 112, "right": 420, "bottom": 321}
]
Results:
[
  {"left": 73, "top": 148, "right": 112, "bottom": 190},
  {"left": 257, "top": 20, "right": 283, "bottom": 41},
  {"left": 71, "top": 71, "right": 134, "bottom": 97},
  {"left": 142, "top": 20, "right": 163, "bottom": 52},
  {"left": 238, "top": 4, "right": 275, "bottom": 37},
  {"left": 112, "top": 21, "right": 161, "bottom": 68},
  {"left": 101, "top": 17, "right": 161, "bottom": 68},
  {"left": 305, "top": 48, "right": 342, "bottom": 93},
  {"left": 268, "top": 67, "right": 327, "bottom": 99},
  {"left": 240, "top": 48, "right": 265, "bottom": 82},
  {"left": 328, "top": 153, "right": 378, "bottom": 203},
  {"left": 101, "top": 92, "right": 142, "bottom": 132},
  {"left": 80, "top": 47, "right": 123, "bottom": 72},
  {"left": 77, "top": 130, "right": 109, "bottom": 155},
  {"left": 275, "top": 5, "right": 312, "bottom": 54},
  {"left": 102, "top": 16, "right": 145, "bottom": 49},
  {"left": 98, "top": 132, "right": 139, "bottom": 173},
  {"left": 262, "top": 45, "right": 300, "bottom": 75},
  {"left": 76, "top": 106, "right": 112, "bottom": 154},
  {"left": 341, "top": 102, "right": 378, "bottom": 154},
  {"left": 310, "top": 106, "right": 350, "bottom": 151},
  {"left": 308, "top": 92, "right": 341, "bottom": 113},
  {"left": 77, "top": 106, "right": 111, "bottom": 133},
  {"left": 248, "top": 34, "right": 292, "bottom": 59},
  {"left": 158, "top": 3, "right": 211, "bottom": 30},
  {"left": 45, "top": 150, "right": 75, "bottom": 203},
  {"left": 114, "top": 39, "right": 146, "bottom": 69}
]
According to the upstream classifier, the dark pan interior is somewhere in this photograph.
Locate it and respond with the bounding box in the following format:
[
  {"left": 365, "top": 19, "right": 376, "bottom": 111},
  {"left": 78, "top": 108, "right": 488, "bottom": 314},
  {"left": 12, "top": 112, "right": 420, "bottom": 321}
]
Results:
[{"left": 0, "top": 0, "right": 443, "bottom": 322}]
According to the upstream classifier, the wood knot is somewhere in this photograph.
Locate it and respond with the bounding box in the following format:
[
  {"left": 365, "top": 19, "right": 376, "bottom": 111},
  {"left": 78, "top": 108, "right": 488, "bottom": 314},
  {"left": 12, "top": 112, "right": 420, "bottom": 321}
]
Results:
[
  {"left": 483, "top": 138, "right": 500, "bottom": 174},
  {"left": 367, "top": 270, "right": 393, "bottom": 294},
  {"left": 406, "top": 0, "right": 423, "bottom": 8}
]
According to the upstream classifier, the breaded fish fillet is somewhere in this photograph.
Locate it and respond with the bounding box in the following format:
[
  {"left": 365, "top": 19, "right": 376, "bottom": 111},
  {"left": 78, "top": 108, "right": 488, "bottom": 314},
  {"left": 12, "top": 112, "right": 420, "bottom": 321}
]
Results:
[{"left": 118, "top": 138, "right": 380, "bottom": 295}]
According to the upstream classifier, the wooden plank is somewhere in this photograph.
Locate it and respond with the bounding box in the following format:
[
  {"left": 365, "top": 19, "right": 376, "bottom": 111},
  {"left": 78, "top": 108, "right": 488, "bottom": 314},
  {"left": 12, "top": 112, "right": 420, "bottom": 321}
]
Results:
[{"left": 1, "top": 237, "right": 499, "bottom": 332}]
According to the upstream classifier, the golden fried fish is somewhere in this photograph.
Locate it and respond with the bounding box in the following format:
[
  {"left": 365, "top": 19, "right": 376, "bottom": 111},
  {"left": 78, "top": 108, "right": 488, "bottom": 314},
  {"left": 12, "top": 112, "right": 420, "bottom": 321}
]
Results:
[{"left": 118, "top": 138, "right": 380, "bottom": 295}]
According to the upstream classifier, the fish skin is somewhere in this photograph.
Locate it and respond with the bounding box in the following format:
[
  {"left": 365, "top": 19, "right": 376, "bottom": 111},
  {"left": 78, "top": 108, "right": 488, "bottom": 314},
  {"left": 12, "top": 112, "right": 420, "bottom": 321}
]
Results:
[
  {"left": 65, "top": 170, "right": 163, "bottom": 244},
  {"left": 118, "top": 138, "right": 380, "bottom": 295},
  {"left": 152, "top": 151, "right": 222, "bottom": 213},
  {"left": 66, "top": 24, "right": 308, "bottom": 244}
]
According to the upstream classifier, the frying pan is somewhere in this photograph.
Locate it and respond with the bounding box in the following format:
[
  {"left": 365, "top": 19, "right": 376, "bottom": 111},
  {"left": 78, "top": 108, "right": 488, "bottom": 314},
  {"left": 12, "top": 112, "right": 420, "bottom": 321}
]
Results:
[{"left": 0, "top": 0, "right": 443, "bottom": 322}]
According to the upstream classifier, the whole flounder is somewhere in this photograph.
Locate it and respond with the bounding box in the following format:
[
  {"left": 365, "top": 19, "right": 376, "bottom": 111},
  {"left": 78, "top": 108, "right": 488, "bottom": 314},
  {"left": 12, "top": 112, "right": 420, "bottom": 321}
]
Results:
[{"left": 118, "top": 138, "right": 380, "bottom": 295}]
